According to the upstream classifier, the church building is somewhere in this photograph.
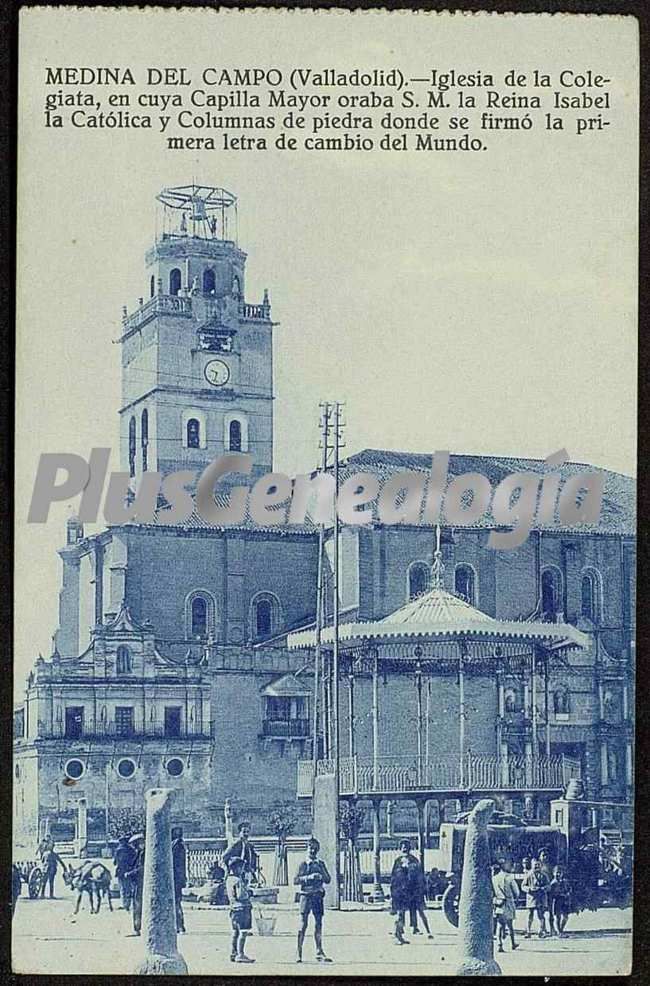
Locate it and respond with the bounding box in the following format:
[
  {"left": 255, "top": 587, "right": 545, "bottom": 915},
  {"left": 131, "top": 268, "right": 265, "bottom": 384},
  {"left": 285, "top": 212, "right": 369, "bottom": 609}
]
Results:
[{"left": 13, "top": 184, "right": 635, "bottom": 851}]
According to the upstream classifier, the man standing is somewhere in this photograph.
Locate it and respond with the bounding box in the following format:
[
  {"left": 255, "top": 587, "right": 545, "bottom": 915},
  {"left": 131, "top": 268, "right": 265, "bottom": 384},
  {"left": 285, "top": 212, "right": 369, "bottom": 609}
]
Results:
[
  {"left": 171, "top": 826, "right": 187, "bottom": 933},
  {"left": 223, "top": 821, "right": 259, "bottom": 878},
  {"left": 113, "top": 835, "right": 136, "bottom": 911},
  {"left": 294, "top": 837, "right": 332, "bottom": 963},
  {"left": 124, "top": 833, "right": 145, "bottom": 936},
  {"left": 39, "top": 845, "right": 66, "bottom": 899},
  {"left": 390, "top": 839, "right": 416, "bottom": 945}
]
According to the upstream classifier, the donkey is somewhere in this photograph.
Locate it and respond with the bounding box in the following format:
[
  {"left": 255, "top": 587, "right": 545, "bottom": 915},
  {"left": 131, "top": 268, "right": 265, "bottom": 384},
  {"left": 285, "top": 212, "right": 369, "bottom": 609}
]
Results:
[{"left": 64, "top": 860, "right": 114, "bottom": 914}]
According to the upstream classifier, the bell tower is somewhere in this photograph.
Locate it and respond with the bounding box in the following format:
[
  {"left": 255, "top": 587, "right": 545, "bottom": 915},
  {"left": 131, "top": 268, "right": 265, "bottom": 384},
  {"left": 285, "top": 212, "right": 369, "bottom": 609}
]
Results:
[{"left": 118, "top": 184, "right": 275, "bottom": 487}]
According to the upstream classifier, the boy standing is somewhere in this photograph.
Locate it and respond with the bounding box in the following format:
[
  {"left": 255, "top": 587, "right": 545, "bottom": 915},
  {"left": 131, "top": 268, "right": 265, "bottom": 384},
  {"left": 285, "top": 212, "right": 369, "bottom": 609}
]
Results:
[
  {"left": 226, "top": 858, "right": 255, "bottom": 963},
  {"left": 492, "top": 858, "right": 520, "bottom": 952},
  {"left": 294, "top": 837, "right": 332, "bottom": 963},
  {"left": 549, "top": 864, "right": 571, "bottom": 937},
  {"left": 522, "top": 858, "right": 550, "bottom": 938}
]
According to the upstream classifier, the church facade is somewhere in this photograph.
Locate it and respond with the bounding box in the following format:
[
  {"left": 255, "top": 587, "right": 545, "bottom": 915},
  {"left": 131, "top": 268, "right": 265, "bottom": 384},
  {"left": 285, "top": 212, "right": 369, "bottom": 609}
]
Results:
[{"left": 13, "top": 185, "right": 636, "bottom": 850}]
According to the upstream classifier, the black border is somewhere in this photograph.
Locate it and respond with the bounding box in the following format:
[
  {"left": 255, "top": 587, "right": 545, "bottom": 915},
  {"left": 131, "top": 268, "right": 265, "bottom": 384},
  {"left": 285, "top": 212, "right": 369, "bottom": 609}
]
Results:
[{"left": 2, "top": 2, "right": 647, "bottom": 985}]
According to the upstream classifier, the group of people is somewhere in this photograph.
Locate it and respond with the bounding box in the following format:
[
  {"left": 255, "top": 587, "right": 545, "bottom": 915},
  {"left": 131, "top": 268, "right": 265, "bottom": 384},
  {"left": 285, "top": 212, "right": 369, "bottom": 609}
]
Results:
[{"left": 492, "top": 848, "right": 572, "bottom": 950}]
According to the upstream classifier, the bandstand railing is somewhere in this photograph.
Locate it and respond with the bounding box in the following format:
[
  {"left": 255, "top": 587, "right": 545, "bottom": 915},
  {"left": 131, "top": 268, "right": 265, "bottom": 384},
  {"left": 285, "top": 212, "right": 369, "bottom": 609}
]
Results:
[{"left": 297, "top": 753, "right": 580, "bottom": 798}]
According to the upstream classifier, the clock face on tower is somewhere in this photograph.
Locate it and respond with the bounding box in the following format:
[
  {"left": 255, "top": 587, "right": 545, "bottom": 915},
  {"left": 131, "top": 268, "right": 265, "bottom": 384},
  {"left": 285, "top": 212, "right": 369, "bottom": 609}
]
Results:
[{"left": 204, "top": 358, "right": 231, "bottom": 387}]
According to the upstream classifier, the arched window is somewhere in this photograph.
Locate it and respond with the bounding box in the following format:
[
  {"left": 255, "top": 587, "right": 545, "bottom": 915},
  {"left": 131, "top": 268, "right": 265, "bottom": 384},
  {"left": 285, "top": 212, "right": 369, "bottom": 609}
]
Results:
[
  {"left": 191, "top": 596, "right": 207, "bottom": 638},
  {"left": 185, "top": 591, "right": 215, "bottom": 640},
  {"left": 541, "top": 568, "right": 561, "bottom": 620},
  {"left": 232, "top": 274, "right": 241, "bottom": 299},
  {"left": 150, "top": 274, "right": 155, "bottom": 299},
  {"left": 203, "top": 268, "right": 216, "bottom": 294},
  {"left": 408, "top": 562, "right": 429, "bottom": 600},
  {"left": 455, "top": 564, "right": 476, "bottom": 605},
  {"left": 229, "top": 419, "right": 242, "bottom": 452},
  {"left": 141, "top": 409, "right": 149, "bottom": 472},
  {"left": 251, "top": 593, "right": 281, "bottom": 641},
  {"left": 581, "top": 569, "right": 601, "bottom": 623},
  {"left": 187, "top": 418, "right": 201, "bottom": 449},
  {"left": 128, "top": 416, "right": 136, "bottom": 478},
  {"left": 116, "top": 646, "right": 132, "bottom": 675},
  {"left": 169, "top": 268, "right": 182, "bottom": 296}
]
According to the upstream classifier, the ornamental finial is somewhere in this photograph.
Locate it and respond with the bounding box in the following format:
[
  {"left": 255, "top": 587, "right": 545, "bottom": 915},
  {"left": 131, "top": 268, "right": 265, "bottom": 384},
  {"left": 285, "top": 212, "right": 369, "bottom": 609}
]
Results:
[{"left": 430, "top": 524, "right": 445, "bottom": 589}]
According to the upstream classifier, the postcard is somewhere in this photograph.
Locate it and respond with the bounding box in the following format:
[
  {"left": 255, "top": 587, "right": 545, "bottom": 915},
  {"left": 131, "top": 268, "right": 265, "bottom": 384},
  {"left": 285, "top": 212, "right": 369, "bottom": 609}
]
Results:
[{"left": 13, "top": 7, "right": 636, "bottom": 976}]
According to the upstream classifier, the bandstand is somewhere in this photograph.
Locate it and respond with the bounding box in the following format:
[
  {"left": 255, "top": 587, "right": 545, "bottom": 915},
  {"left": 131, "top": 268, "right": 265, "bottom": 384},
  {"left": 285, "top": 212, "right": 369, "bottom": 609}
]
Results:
[{"left": 288, "top": 541, "right": 589, "bottom": 900}]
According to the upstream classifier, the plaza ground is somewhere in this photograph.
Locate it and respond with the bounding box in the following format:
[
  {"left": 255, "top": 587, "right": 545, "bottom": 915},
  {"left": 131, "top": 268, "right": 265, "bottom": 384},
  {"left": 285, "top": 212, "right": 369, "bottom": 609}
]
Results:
[{"left": 12, "top": 880, "right": 632, "bottom": 977}]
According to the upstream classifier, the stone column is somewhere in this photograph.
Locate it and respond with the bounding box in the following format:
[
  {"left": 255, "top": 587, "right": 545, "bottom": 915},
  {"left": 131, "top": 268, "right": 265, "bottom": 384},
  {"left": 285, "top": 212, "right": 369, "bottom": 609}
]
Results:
[
  {"left": 371, "top": 799, "right": 385, "bottom": 903},
  {"left": 416, "top": 799, "right": 426, "bottom": 860},
  {"left": 135, "top": 788, "right": 188, "bottom": 975},
  {"left": 625, "top": 741, "right": 633, "bottom": 786},
  {"left": 75, "top": 798, "right": 88, "bottom": 858},
  {"left": 386, "top": 800, "right": 394, "bottom": 837},
  {"left": 456, "top": 799, "right": 501, "bottom": 976}
]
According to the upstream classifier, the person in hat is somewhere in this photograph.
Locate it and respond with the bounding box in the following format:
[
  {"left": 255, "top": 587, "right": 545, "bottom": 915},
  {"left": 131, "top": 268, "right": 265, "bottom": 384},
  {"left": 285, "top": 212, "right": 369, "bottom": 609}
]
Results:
[
  {"left": 226, "top": 857, "right": 255, "bottom": 963},
  {"left": 124, "top": 833, "right": 145, "bottom": 935},
  {"left": 390, "top": 839, "right": 417, "bottom": 945},
  {"left": 113, "top": 835, "right": 137, "bottom": 911},
  {"left": 293, "top": 837, "right": 332, "bottom": 963}
]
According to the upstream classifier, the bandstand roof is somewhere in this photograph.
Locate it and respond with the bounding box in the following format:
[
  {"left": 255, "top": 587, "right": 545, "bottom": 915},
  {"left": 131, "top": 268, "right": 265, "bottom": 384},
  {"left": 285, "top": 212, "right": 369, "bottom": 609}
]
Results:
[{"left": 287, "top": 584, "right": 590, "bottom": 652}]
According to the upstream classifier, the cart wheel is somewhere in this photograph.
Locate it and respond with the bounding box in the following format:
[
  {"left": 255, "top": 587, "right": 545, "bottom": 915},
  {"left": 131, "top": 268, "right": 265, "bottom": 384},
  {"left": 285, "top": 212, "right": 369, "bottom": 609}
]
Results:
[
  {"left": 442, "top": 883, "right": 460, "bottom": 927},
  {"left": 28, "top": 867, "right": 43, "bottom": 899}
]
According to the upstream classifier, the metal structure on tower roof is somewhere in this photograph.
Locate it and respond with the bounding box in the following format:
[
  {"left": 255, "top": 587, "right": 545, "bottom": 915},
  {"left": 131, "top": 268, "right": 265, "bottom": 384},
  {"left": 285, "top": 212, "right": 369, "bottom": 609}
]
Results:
[{"left": 156, "top": 183, "right": 238, "bottom": 244}]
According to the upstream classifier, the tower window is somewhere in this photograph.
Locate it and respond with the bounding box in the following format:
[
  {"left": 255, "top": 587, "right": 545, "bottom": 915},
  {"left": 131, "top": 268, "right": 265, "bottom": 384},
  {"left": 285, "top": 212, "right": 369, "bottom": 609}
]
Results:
[
  {"left": 150, "top": 274, "right": 155, "bottom": 299},
  {"left": 408, "top": 562, "right": 429, "bottom": 600},
  {"left": 203, "top": 268, "right": 216, "bottom": 294},
  {"left": 128, "top": 416, "right": 136, "bottom": 478},
  {"left": 229, "top": 419, "right": 242, "bottom": 452},
  {"left": 141, "top": 409, "right": 149, "bottom": 472},
  {"left": 541, "top": 568, "right": 562, "bottom": 620},
  {"left": 187, "top": 418, "right": 201, "bottom": 449},
  {"left": 581, "top": 570, "right": 601, "bottom": 623},
  {"left": 116, "top": 646, "right": 132, "bottom": 675},
  {"left": 191, "top": 596, "right": 208, "bottom": 638},
  {"left": 455, "top": 565, "right": 476, "bottom": 606},
  {"left": 169, "top": 268, "right": 182, "bottom": 296},
  {"left": 232, "top": 274, "right": 241, "bottom": 299}
]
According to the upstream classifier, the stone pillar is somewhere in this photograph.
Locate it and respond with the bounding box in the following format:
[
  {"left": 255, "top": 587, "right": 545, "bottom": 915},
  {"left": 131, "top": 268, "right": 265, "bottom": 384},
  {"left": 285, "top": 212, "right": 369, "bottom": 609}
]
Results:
[
  {"left": 524, "top": 741, "right": 533, "bottom": 787},
  {"left": 625, "top": 742, "right": 633, "bottom": 786},
  {"left": 416, "top": 799, "right": 426, "bottom": 860},
  {"left": 456, "top": 799, "right": 501, "bottom": 976},
  {"left": 224, "top": 799, "right": 234, "bottom": 844},
  {"left": 371, "top": 799, "right": 385, "bottom": 903},
  {"left": 386, "top": 800, "right": 394, "bottom": 837},
  {"left": 135, "top": 788, "right": 188, "bottom": 975},
  {"left": 75, "top": 799, "right": 88, "bottom": 858}
]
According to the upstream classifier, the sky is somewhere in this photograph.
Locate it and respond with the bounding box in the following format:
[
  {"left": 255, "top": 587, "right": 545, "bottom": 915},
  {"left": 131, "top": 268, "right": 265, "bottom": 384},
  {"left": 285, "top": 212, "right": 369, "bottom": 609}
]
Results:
[{"left": 15, "top": 9, "right": 638, "bottom": 697}]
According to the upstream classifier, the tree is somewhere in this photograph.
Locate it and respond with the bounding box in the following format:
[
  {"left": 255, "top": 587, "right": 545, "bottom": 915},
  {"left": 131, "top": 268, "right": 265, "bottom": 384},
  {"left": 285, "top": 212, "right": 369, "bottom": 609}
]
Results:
[
  {"left": 340, "top": 801, "right": 365, "bottom": 903},
  {"left": 267, "top": 803, "right": 296, "bottom": 886}
]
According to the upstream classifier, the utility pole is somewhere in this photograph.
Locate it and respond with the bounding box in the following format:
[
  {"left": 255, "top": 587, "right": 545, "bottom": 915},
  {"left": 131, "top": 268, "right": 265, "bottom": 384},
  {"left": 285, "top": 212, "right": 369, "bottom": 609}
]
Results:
[
  {"left": 332, "top": 400, "right": 344, "bottom": 909},
  {"left": 312, "top": 404, "right": 331, "bottom": 806}
]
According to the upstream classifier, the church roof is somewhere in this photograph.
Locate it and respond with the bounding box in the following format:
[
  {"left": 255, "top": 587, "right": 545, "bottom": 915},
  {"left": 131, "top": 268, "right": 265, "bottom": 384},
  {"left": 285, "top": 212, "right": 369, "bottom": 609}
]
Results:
[{"left": 337, "top": 448, "right": 635, "bottom": 535}]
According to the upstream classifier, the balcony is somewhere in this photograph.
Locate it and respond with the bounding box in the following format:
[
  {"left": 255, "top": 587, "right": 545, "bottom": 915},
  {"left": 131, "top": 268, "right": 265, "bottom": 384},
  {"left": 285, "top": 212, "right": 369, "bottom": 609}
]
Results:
[
  {"left": 297, "top": 753, "right": 581, "bottom": 799},
  {"left": 52, "top": 722, "right": 214, "bottom": 742},
  {"left": 121, "top": 294, "right": 193, "bottom": 335},
  {"left": 241, "top": 302, "right": 269, "bottom": 320},
  {"left": 261, "top": 719, "right": 310, "bottom": 739}
]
